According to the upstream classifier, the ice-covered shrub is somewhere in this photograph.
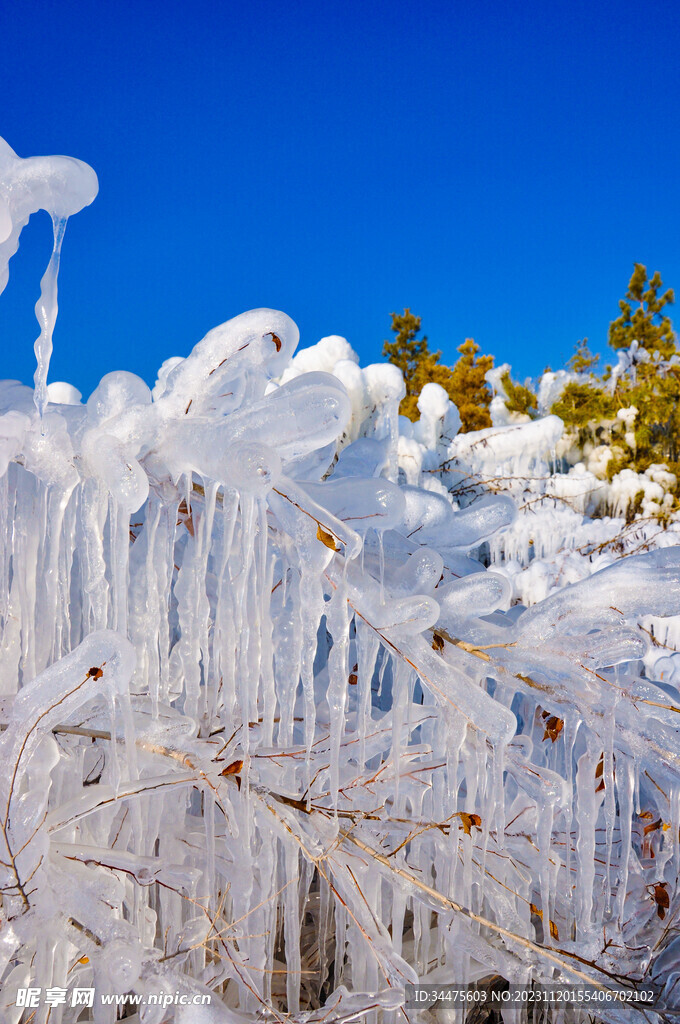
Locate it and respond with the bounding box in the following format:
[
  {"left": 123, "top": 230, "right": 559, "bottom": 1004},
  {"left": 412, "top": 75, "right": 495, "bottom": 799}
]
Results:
[{"left": 1, "top": 138, "right": 680, "bottom": 1024}]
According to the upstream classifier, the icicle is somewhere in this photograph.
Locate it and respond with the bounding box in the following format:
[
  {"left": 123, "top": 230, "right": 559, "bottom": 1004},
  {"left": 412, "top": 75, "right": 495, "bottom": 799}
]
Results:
[
  {"left": 325, "top": 572, "right": 350, "bottom": 808},
  {"left": 33, "top": 215, "right": 66, "bottom": 418},
  {"left": 3, "top": 130, "right": 680, "bottom": 1020},
  {"left": 614, "top": 752, "right": 634, "bottom": 925}
]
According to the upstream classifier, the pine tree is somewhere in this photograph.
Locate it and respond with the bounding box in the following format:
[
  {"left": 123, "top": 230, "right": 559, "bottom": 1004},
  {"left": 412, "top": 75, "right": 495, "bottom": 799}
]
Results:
[
  {"left": 608, "top": 266, "right": 680, "bottom": 468},
  {"left": 568, "top": 338, "right": 599, "bottom": 373},
  {"left": 382, "top": 309, "right": 430, "bottom": 393},
  {"left": 608, "top": 263, "right": 676, "bottom": 357},
  {"left": 400, "top": 348, "right": 451, "bottom": 421},
  {"left": 446, "top": 339, "right": 493, "bottom": 432},
  {"left": 500, "top": 371, "right": 538, "bottom": 419},
  {"left": 551, "top": 265, "right": 680, "bottom": 495},
  {"left": 383, "top": 312, "right": 493, "bottom": 430},
  {"left": 551, "top": 381, "right": 616, "bottom": 428}
]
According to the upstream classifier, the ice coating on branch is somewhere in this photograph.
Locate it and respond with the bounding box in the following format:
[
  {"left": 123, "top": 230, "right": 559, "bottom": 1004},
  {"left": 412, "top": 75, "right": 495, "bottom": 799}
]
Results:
[
  {"left": 0, "top": 632, "right": 134, "bottom": 925},
  {"left": 451, "top": 414, "right": 564, "bottom": 472},
  {"left": 0, "top": 137, "right": 98, "bottom": 416},
  {"left": 0, "top": 138, "right": 98, "bottom": 291},
  {"left": 413, "top": 381, "right": 461, "bottom": 450},
  {"left": 156, "top": 308, "right": 300, "bottom": 414},
  {"left": 2, "top": 136, "right": 680, "bottom": 1020}
]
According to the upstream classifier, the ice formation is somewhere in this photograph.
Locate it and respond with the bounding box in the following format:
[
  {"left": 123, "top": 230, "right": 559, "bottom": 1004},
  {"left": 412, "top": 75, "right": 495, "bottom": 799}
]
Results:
[
  {"left": 0, "top": 139, "right": 98, "bottom": 416},
  {"left": 1, "top": 137, "right": 680, "bottom": 1023}
]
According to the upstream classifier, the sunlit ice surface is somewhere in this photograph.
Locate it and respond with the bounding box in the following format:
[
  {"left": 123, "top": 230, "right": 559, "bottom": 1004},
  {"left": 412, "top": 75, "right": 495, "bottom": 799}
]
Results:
[{"left": 0, "top": 136, "right": 679, "bottom": 1021}]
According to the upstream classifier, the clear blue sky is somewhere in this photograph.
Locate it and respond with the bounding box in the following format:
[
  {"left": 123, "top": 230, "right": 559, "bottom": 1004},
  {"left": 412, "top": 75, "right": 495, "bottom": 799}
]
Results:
[{"left": 2, "top": 0, "right": 680, "bottom": 397}]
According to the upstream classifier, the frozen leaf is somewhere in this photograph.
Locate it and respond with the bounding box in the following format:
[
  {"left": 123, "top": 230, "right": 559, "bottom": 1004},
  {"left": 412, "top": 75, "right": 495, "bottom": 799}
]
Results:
[
  {"left": 454, "top": 812, "right": 482, "bottom": 836},
  {"left": 177, "top": 498, "right": 195, "bottom": 537},
  {"left": 316, "top": 523, "right": 339, "bottom": 551},
  {"left": 530, "top": 903, "right": 559, "bottom": 941},
  {"left": 542, "top": 715, "right": 564, "bottom": 743},
  {"left": 652, "top": 883, "right": 670, "bottom": 919},
  {"left": 594, "top": 753, "right": 605, "bottom": 792}
]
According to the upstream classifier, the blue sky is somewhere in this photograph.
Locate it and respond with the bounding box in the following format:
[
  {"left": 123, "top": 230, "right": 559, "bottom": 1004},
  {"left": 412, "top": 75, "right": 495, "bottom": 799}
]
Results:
[{"left": 2, "top": 0, "right": 680, "bottom": 398}]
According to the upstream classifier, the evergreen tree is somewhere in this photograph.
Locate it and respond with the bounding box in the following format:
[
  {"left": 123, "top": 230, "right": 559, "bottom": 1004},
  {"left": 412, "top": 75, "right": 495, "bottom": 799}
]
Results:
[
  {"left": 551, "top": 381, "right": 616, "bottom": 429},
  {"left": 568, "top": 338, "right": 599, "bottom": 373},
  {"left": 552, "top": 264, "right": 680, "bottom": 494},
  {"left": 383, "top": 312, "right": 493, "bottom": 430},
  {"left": 447, "top": 339, "right": 493, "bottom": 432},
  {"left": 607, "top": 266, "right": 680, "bottom": 469},
  {"left": 608, "top": 263, "right": 676, "bottom": 357},
  {"left": 399, "top": 347, "right": 452, "bottom": 421},
  {"left": 500, "top": 371, "right": 538, "bottom": 419},
  {"left": 382, "top": 310, "right": 430, "bottom": 391}
]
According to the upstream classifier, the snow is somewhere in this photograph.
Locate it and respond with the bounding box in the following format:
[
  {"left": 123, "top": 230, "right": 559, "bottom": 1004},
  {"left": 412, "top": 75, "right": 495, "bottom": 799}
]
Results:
[
  {"left": 278, "top": 334, "right": 359, "bottom": 382},
  {"left": 537, "top": 368, "right": 574, "bottom": 412},
  {"left": 1, "top": 134, "right": 679, "bottom": 1021},
  {"left": 46, "top": 381, "right": 82, "bottom": 405}
]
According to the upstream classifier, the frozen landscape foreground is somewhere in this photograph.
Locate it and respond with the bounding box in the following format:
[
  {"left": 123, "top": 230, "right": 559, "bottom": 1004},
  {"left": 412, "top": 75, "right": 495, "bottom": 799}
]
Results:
[{"left": 2, "top": 138, "right": 680, "bottom": 1023}]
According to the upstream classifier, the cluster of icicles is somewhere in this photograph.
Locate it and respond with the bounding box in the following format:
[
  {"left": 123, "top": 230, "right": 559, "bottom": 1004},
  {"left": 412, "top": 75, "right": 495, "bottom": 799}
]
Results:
[{"left": 1, "top": 138, "right": 680, "bottom": 1024}]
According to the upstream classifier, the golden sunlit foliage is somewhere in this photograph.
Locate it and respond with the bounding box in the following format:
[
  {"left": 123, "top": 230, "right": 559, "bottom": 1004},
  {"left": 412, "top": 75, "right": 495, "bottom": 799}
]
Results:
[
  {"left": 385, "top": 265, "right": 680, "bottom": 516},
  {"left": 383, "top": 309, "right": 493, "bottom": 431}
]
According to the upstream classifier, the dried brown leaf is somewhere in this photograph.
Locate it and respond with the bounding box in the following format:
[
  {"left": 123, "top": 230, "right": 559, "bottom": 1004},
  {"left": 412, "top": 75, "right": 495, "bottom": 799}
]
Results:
[
  {"left": 316, "top": 524, "right": 338, "bottom": 551},
  {"left": 455, "top": 812, "right": 482, "bottom": 836},
  {"left": 651, "top": 882, "right": 670, "bottom": 919},
  {"left": 542, "top": 716, "right": 564, "bottom": 743},
  {"left": 529, "top": 903, "right": 559, "bottom": 941},
  {"left": 177, "top": 499, "right": 195, "bottom": 538}
]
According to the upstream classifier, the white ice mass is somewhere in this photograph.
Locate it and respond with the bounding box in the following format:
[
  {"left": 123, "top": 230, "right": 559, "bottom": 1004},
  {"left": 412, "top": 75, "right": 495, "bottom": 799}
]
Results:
[{"left": 1, "top": 137, "right": 680, "bottom": 1022}]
